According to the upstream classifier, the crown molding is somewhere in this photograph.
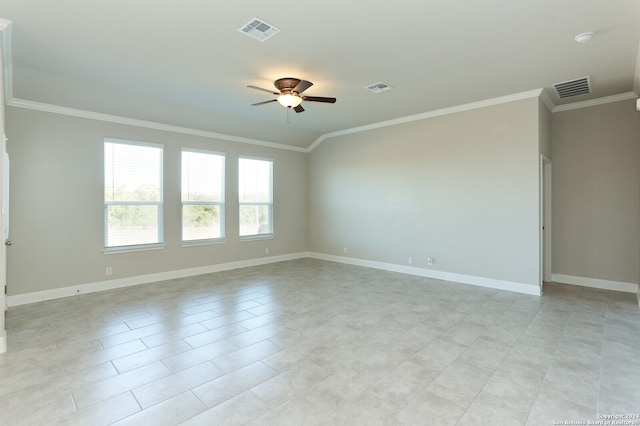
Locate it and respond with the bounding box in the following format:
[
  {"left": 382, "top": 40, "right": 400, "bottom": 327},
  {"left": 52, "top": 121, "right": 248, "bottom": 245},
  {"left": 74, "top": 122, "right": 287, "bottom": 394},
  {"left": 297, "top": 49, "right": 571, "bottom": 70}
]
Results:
[
  {"left": 6, "top": 78, "right": 637, "bottom": 154},
  {"left": 307, "top": 89, "right": 544, "bottom": 152},
  {"left": 308, "top": 89, "right": 640, "bottom": 152},
  {"left": 539, "top": 90, "right": 555, "bottom": 112},
  {"left": 552, "top": 92, "right": 637, "bottom": 113},
  {"left": 6, "top": 97, "right": 307, "bottom": 152},
  {"left": 2, "top": 17, "right": 297, "bottom": 153}
]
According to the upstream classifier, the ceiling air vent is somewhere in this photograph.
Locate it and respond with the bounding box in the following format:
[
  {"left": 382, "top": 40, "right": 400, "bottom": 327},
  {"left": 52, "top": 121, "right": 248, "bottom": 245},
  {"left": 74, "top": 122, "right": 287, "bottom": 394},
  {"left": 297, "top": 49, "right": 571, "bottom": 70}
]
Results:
[
  {"left": 553, "top": 76, "right": 591, "bottom": 99},
  {"left": 239, "top": 17, "right": 280, "bottom": 42},
  {"left": 366, "top": 82, "right": 392, "bottom": 93}
]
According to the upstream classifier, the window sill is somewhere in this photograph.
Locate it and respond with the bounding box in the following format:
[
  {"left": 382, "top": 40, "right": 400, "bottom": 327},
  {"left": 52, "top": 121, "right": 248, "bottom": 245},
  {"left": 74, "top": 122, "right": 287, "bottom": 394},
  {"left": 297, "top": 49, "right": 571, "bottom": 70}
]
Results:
[
  {"left": 104, "top": 244, "right": 166, "bottom": 255},
  {"left": 239, "top": 234, "right": 274, "bottom": 242},
  {"left": 181, "top": 239, "right": 227, "bottom": 248}
]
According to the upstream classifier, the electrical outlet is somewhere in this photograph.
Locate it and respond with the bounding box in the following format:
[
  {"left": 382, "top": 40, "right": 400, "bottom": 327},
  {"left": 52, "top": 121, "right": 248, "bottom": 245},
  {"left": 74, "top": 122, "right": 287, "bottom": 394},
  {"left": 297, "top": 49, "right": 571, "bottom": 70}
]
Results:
[
  {"left": 408, "top": 257, "right": 413, "bottom": 264},
  {"left": 343, "top": 247, "right": 348, "bottom": 254},
  {"left": 105, "top": 267, "right": 112, "bottom": 276},
  {"left": 427, "top": 257, "right": 434, "bottom": 266},
  {"left": 265, "top": 247, "right": 270, "bottom": 255}
]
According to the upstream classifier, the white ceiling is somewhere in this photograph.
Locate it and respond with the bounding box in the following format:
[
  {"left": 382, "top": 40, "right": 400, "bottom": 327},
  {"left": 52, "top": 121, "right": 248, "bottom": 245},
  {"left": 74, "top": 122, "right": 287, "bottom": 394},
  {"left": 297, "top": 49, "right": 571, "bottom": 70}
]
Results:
[{"left": 1, "top": 0, "right": 639, "bottom": 149}]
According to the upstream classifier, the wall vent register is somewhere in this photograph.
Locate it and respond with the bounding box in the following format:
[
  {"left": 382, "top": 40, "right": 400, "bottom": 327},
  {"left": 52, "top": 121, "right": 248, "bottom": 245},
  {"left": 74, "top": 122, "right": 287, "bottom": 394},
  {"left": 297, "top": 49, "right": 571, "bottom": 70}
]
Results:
[
  {"left": 553, "top": 76, "right": 591, "bottom": 99},
  {"left": 366, "top": 82, "right": 393, "bottom": 93}
]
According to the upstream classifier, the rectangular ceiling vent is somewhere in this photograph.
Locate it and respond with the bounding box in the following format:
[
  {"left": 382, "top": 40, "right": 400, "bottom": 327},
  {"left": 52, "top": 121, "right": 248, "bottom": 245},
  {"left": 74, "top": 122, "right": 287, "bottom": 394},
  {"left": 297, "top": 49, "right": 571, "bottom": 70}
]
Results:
[
  {"left": 366, "top": 82, "right": 392, "bottom": 93},
  {"left": 239, "top": 17, "right": 280, "bottom": 42},
  {"left": 553, "top": 76, "right": 591, "bottom": 99}
]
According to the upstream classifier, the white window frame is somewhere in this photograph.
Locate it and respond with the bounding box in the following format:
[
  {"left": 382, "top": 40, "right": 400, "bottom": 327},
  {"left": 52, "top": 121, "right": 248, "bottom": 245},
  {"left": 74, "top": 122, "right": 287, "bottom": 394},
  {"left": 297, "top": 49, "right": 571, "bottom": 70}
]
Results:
[
  {"left": 104, "top": 138, "right": 164, "bottom": 253},
  {"left": 181, "top": 148, "right": 226, "bottom": 245},
  {"left": 238, "top": 156, "right": 273, "bottom": 240}
]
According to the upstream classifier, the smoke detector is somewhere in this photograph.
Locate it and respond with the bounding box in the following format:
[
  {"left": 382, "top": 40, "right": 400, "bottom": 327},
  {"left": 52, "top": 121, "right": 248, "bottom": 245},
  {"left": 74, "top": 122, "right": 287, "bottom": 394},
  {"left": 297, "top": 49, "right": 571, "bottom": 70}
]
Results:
[{"left": 574, "top": 32, "right": 594, "bottom": 43}]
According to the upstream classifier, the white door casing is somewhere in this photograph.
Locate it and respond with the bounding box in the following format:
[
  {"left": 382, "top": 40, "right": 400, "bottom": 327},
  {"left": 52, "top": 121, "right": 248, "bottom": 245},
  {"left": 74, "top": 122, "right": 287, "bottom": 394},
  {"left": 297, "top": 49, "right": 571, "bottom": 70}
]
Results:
[
  {"left": 540, "top": 155, "right": 552, "bottom": 289},
  {"left": 0, "top": 18, "right": 11, "bottom": 353}
]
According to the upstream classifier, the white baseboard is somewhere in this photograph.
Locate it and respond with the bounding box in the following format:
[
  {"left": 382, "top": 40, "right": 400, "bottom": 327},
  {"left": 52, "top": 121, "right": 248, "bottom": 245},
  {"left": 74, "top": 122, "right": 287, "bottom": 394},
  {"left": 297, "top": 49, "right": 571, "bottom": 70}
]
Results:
[
  {"left": 6, "top": 251, "right": 546, "bottom": 307},
  {"left": 0, "top": 330, "right": 6, "bottom": 353},
  {"left": 552, "top": 274, "right": 639, "bottom": 294},
  {"left": 7, "top": 252, "right": 307, "bottom": 307},
  {"left": 308, "top": 252, "right": 542, "bottom": 296}
]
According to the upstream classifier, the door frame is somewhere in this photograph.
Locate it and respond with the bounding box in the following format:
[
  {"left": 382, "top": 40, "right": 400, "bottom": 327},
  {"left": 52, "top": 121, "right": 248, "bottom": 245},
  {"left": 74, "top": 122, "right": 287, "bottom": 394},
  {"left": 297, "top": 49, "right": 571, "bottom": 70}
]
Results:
[
  {"left": 540, "top": 155, "right": 552, "bottom": 290},
  {"left": 0, "top": 18, "right": 12, "bottom": 353}
]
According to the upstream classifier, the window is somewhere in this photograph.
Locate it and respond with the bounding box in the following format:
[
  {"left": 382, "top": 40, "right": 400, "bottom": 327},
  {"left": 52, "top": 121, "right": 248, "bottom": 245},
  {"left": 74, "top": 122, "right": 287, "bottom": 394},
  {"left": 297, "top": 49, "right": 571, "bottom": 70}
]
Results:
[
  {"left": 181, "top": 149, "right": 225, "bottom": 242},
  {"left": 104, "top": 139, "right": 163, "bottom": 249},
  {"left": 239, "top": 157, "right": 273, "bottom": 238}
]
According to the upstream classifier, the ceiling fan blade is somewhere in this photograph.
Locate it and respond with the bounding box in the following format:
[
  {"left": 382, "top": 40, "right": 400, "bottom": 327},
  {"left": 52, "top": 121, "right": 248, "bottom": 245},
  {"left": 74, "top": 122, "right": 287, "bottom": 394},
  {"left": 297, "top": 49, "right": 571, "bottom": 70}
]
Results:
[
  {"left": 293, "top": 80, "right": 313, "bottom": 94},
  {"left": 252, "top": 99, "right": 277, "bottom": 106},
  {"left": 247, "top": 85, "right": 279, "bottom": 95},
  {"left": 293, "top": 104, "right": 305, "bottom": 113},
  {"left": 302, "top": 96, "right": 337, "bottom": 103}
]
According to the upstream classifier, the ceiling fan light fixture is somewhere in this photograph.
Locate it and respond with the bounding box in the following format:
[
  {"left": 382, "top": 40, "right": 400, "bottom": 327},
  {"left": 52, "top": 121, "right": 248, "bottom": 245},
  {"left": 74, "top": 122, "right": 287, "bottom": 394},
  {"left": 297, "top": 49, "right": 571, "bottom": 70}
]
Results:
[
  {"left": 248, "top": 78, "right": 335, "bottom": 115},
  {"left": 277, "top": 93, "right": 302, "bottom": 108}
]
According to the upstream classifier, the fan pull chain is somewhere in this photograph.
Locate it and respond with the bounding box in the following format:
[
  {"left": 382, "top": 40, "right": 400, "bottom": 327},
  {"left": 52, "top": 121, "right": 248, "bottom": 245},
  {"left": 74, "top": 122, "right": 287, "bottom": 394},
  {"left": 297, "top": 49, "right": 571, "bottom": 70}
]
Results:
[{"left": 287, "top": 107, "right": 291, "bottom": 124}]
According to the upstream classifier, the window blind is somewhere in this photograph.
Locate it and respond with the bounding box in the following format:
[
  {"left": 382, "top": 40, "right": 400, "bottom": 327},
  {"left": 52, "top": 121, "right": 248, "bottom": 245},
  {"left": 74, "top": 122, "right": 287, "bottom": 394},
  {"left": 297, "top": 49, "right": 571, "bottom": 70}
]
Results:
[
  {"left": 104, "top": 139, "right": 164, "bottom": 249},
  {"left": 239, "top": 157, "right": 273, "bottom": 237},
  {"left": 181, "top": 149, "right": 225, "bottom": 242}
]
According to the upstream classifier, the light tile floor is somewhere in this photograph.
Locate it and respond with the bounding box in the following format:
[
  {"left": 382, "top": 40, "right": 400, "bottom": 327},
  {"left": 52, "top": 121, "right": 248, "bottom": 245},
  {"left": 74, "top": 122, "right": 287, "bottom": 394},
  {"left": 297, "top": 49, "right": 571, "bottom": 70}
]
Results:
[{"left": 1, "top": 258, "right": 639, "bottom": 425}]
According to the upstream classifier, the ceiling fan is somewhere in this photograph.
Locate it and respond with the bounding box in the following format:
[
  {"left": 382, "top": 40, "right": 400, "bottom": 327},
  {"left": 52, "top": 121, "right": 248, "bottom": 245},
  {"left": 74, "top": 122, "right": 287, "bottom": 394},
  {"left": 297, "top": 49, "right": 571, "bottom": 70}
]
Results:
[{"left": 247, "top": 77, "right": 337, "bottom": 113}]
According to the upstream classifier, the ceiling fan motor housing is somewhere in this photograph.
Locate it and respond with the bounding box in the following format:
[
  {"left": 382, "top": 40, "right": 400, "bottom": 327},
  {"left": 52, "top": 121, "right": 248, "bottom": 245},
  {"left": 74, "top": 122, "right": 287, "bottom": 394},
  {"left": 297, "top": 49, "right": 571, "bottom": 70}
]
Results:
[{"left": 274, "top": 77, "right": 302, "bottom": 92}]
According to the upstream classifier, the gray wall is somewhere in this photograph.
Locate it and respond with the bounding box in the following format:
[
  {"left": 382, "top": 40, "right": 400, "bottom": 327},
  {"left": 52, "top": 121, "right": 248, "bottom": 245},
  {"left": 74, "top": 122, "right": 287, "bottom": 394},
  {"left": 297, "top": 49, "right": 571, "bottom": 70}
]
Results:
[
  {"left": 551, "top": 99, "right": 640, "bottom": 284},
  {"left": 307, "top": 98, "right": 542, "bottom": 288},
  {"left": 8, "top": 94, "right": 637, "bottom": 299},
  {"left": 6, "top": 107, "right": 307, "bottom": 296}
]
